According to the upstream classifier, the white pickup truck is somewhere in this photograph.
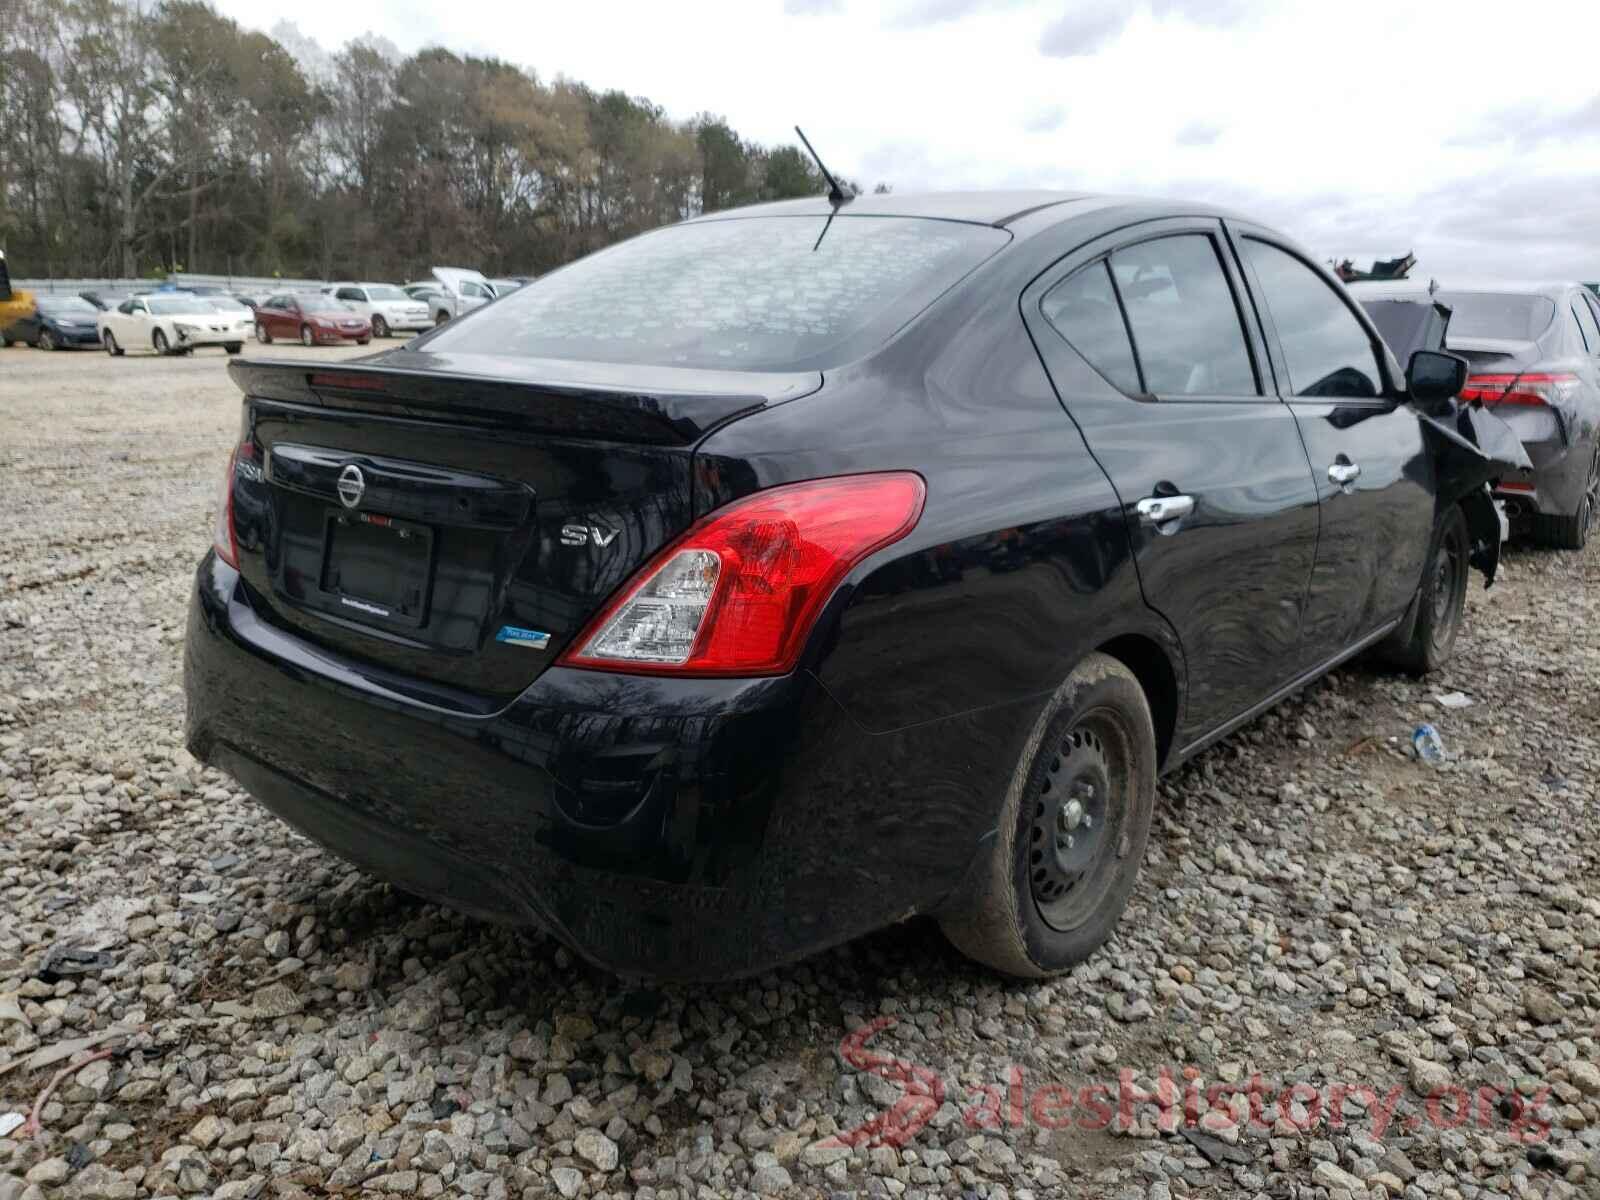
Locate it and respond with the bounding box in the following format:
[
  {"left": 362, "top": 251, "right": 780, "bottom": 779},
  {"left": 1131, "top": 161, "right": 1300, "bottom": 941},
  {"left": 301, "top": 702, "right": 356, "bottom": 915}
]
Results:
[{"left": 401, "top": 267, "right": 496, "bottom": 326}]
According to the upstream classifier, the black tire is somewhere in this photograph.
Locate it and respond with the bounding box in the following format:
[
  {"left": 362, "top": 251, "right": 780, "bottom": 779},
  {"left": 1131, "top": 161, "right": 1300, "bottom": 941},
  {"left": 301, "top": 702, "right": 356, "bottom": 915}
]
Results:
[
  {"left": 1380, "top": 504, "right": 1469, "bottom": 674},
  {"left": 371, "top": 315, "right": 388, "bottom": 338},
  {"left": 939, "top": 652, "right": 1157, "bottom": 978},
  {"left": 152, "top": 328, "right": 170, "bottom": 355},
  {"left": 103, "top": 331, "right": 123, "bottom": 357},
  {"left": 1532, "top": 446, "right": 1598, "bottom": 551},
  {"left": 256, "top": 322, "right": 272, "bottom": 344},
  {"left": 1, "top": 338, "right": 12, "bottom": 348},
  {"left": 434, "top": 310, "right": 450, "bottom": 326},
  {"left": 225, "top": 343, "right": 242, "bottom": 355},
  {"left": 300, "top": 324, "right": 314, "bottom": 347},
  {"left": 356, "top": 337, "right": 370, "bottom": 346},
  {"left": 38, "top": 329, "right": 58, "bottom": 351}
]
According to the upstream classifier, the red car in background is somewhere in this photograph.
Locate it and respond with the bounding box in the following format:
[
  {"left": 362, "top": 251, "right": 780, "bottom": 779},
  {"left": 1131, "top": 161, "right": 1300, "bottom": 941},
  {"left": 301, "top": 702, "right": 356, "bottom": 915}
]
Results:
[{"left": 253, "top": 293, "right": 372, "bottom": 347}]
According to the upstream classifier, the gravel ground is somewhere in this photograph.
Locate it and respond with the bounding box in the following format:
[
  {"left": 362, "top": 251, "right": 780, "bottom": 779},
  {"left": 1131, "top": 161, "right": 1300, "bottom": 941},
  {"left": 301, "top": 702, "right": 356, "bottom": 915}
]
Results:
[{"left": 2, "top": 342, "right": 1598, "bottom": 1200}]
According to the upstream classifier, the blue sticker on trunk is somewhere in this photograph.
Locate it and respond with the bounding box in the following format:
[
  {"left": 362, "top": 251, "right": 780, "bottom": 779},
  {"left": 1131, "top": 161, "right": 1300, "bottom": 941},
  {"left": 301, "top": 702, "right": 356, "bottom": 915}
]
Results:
[{"left": 495, "top": 626, "right": 551, "bottom": 650}]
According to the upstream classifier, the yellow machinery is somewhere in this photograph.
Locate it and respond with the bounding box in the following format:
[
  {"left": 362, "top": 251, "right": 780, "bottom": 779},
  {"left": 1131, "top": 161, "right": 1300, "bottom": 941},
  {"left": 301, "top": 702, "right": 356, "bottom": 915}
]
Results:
[{"left": 0, "top": 250, "right": 36, "bottom": 332}]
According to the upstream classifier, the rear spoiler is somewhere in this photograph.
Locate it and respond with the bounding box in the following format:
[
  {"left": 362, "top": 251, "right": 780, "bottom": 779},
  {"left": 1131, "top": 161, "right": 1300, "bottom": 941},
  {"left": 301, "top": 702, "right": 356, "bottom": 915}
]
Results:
[{"left": 228, "top": 352, "right": 821, "bottom": 446}]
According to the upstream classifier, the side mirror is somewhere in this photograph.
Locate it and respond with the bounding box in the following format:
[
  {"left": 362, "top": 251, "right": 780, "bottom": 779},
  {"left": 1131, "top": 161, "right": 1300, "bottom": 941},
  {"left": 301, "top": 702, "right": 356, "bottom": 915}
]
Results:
[{"left": 1407, "top": 349, "right": 1468, "bottom": 405}]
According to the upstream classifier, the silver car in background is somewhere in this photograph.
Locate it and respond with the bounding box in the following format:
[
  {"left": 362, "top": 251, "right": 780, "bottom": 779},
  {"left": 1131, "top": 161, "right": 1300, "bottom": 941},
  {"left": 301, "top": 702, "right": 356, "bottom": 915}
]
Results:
[{"left": 1352, "top": 280, "right": 1600, "bottom": 549}]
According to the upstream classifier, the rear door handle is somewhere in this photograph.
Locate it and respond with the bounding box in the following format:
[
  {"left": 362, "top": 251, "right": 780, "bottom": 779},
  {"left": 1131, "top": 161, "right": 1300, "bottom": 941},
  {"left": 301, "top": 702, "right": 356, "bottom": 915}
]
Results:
[
  {"left": 1135, "top": 494, "right": 1195, "bottom": 531},
  {"left": 1328, "top": 460, "right": 1361, "bottom": 489}
]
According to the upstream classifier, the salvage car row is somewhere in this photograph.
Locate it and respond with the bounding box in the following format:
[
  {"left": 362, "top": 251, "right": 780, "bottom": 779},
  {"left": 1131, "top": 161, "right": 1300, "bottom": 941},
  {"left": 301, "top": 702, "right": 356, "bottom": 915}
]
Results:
[{"left": 0, "top": 266, "right": 526, "bottom": 355}]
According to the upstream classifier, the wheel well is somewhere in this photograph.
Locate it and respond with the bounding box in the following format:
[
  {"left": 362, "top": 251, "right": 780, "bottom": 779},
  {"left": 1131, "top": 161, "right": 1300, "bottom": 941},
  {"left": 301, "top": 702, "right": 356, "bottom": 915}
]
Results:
[{"left": 1096, "top": 634, "right": 1179, "bottom": 768}]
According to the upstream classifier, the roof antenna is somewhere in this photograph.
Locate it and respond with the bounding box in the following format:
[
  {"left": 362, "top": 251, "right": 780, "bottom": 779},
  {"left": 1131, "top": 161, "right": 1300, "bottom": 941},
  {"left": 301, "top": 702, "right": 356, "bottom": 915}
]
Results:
[{"left": 795, "top": 126, "right": 853, "bottom": 207}]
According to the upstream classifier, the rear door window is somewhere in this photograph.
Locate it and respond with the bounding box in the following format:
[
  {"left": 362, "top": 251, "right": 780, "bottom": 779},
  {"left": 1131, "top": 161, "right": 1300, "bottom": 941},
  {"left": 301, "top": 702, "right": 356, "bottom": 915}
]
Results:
[
  {"left": 1241, "top": 239, "right": 1383, "bottom": 399},
  {"left": 424, "top": 216, "right": 1010, "bottom": 371},
  {"left": 1108, "top": 234, "right": 1258, "bottom": 396},
  {"left": 1040, "top": 261, "right": 1141, "bottom": 394}
]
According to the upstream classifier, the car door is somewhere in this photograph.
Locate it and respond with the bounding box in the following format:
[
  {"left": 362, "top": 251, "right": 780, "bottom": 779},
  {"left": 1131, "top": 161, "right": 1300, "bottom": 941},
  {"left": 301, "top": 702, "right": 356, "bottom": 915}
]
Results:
[
  {"left": 1023, "top": 219, "right": 1320, "bottom": 747},
  {"left": 275, "top": 297, "right": 300, "bottom": 338},
  {"left": 124, "top": 299, "right": 152, "bottom": 347},
  {"left": 1226, "top": 225, "right": 1436, "bottom": 662},
  {"left": 336, "top": 286, "right": 368, "bottom": 319}
]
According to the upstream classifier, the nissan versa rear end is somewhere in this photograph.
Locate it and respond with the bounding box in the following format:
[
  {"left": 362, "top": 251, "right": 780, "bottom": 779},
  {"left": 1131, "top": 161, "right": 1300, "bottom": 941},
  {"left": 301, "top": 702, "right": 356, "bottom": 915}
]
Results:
[{"left": 186, "top": 192, "right": 1509, "bottom": 980}]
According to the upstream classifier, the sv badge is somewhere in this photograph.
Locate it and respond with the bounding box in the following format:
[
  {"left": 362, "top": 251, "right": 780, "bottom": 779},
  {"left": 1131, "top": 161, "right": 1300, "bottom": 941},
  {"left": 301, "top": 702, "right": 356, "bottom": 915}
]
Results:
[{"left": 560, "top": 523, "right": 621, "bottom": 548}]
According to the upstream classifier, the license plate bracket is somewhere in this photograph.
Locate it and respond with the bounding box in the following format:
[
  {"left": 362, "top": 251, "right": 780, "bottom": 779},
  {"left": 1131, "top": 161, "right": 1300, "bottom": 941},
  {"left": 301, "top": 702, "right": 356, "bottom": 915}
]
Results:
[{"left": 317, "top": 509, "right": 434, "bottom": 630}]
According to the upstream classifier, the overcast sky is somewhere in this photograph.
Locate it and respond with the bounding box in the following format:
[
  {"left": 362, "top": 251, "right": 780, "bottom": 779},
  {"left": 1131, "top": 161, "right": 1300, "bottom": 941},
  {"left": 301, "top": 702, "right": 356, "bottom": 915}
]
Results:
[{"left": 213, "top": 0, "right": 1600, "bottom": 281}]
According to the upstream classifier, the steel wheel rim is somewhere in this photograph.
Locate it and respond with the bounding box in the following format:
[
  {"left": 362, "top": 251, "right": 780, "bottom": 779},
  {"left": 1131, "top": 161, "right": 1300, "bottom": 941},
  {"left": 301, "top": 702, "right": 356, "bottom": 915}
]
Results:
[
  {"left": 1432, "top": 533, "right": 1459, "bottom": 624},
  {"left": 1029, "top": 707, "right": 1134, "bottom": 932},
  {"left": 1584, "top": 449, "right": 1599, "bottom": 534}
]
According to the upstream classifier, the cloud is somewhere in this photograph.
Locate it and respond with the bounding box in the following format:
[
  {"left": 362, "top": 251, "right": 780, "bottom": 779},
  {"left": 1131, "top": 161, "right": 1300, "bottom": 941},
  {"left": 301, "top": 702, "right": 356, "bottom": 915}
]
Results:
[
  {"left": 1037, "top": 2, "right": 1129, "bottom": 56},
  {"left": 1023, "top": 104, "right": 1067, "bottom": 133},
  {"left": 1038, "top": 0, "right": 1259, "bottom": 57},
  {"left": 1175, "top": 120, "right": 1221, "bottom": 146},
  {"left": 1450, "top": 93, "right": 1600, "bottom": 149},
  {"left": 783, "top": 0, "right": 842, "bottom": 13},
  {"left": 1152, "top": 0, "right": 1259, "bottom": 26},
  {"left": 884, "top": 0, "right": 1031, "bottom": 27}
]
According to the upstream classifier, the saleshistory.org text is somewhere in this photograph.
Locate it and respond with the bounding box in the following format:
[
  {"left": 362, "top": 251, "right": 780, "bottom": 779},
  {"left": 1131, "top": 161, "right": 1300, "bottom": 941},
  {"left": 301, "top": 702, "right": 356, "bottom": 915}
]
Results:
[{"left": 827, "top": 1018, "right": 1552, "bottom": 1150}]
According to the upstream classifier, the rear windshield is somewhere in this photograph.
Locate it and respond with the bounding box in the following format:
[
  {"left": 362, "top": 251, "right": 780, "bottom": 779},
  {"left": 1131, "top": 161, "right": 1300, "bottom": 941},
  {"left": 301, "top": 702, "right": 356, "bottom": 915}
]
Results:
[
  {"left": 423, "top": 215, "right": 1010, "bottom": 370},
  {"left": 1438, "top": 292, "right": 1555, "bottom": 341}
]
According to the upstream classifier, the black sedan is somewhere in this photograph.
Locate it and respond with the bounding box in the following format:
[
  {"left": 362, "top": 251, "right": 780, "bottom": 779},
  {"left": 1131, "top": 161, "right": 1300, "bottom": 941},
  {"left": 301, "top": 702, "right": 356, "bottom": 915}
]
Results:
[
  {"left": 185, "top": 191, "right": 1512, "bottom": 981},
  {"left": 1353, "top": 280, "right": 1600, "bottom": 549},
  {"left": 2, "top": 294, "right": 105, "bottom": 349}
]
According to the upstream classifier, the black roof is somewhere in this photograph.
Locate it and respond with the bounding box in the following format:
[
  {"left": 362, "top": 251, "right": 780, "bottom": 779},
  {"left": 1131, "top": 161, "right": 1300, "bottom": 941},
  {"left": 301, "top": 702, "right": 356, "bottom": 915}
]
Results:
[{"left": 689, "top": 190, "right": 1098, "bottom": 228}]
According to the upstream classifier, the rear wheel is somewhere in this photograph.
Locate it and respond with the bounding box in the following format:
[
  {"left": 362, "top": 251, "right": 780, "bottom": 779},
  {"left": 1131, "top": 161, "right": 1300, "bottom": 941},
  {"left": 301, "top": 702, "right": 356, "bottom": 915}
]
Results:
[
  {"left": 1533, "top": 445, "right": 1598, "bottom": 551},
  {"left": 225, "top": 342, "right": 243, "bottom": 355},
  {"left": 371, "top": 315, "right": 388, "bottom": 338},
  {"left": 256, "top": 322, "right": 272, "bottom": 344},
  {"left": 939, "top": 653, "right": 1156, "bottom": 978},
  {"left": 434, "top": 310, "right": 450, "bottom": 326},
  {"left": 152, "top": 329, "right": 170, "bottom": 355},
  {"left": 300, "top": 324, "right": 314, "bottom": 347},
  {"left": 103, "top": 331, "right": 123, "bottom": 357}
]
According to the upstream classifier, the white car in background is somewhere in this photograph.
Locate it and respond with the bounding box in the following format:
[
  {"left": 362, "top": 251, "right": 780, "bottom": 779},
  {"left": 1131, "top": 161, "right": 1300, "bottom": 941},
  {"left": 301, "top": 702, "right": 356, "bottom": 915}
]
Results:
[
  {"left": 98, "top": 293, "right": 251, "bottom": 357},
  {"left": 326, "top": 282, "right": 432, "bottom": 339},
  {"left": 402, "top": 267, "right": 496, "bottom": 325}
]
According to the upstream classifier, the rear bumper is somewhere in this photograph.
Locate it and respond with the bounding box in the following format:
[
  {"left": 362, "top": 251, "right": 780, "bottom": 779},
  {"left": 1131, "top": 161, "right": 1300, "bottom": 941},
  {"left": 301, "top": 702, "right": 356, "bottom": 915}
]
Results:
[
  {"left": 1490, "top": 407, "right": 1594, "bottom": 517},
  {"left": 184, "top": 554, "right": 1026, "bottom": 979},
  {"left": 1493, "top": 441, "right": 1592, "bottom": 517}
]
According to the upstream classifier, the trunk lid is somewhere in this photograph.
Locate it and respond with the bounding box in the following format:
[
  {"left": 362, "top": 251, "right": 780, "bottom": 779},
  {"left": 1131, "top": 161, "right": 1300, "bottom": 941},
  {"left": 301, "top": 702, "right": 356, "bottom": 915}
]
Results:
[
  {"left": 1445, "top": 335, "right": 1539, "bottom": 373},
  {"left": 226, "top": 352, "right": 818, "bottom": 710}
]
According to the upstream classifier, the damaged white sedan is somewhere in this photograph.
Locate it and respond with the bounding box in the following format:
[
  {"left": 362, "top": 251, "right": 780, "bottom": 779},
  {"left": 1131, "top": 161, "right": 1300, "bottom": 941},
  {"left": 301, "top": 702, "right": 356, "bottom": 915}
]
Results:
[{"left": 98, "top": 292, "right": 252, "bottom": 357}]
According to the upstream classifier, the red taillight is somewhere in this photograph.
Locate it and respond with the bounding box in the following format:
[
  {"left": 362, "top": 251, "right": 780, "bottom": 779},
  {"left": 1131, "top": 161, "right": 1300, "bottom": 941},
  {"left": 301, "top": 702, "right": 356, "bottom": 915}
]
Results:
[
  {"left": 558, "top": 472, "right": 927, "bottom": 677},
  {"left": 1460, "top": 372, "right": 1579, "bottom": 407},
  {"left": 212, "top": 447, "right": 239, "bottom": 568}
]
